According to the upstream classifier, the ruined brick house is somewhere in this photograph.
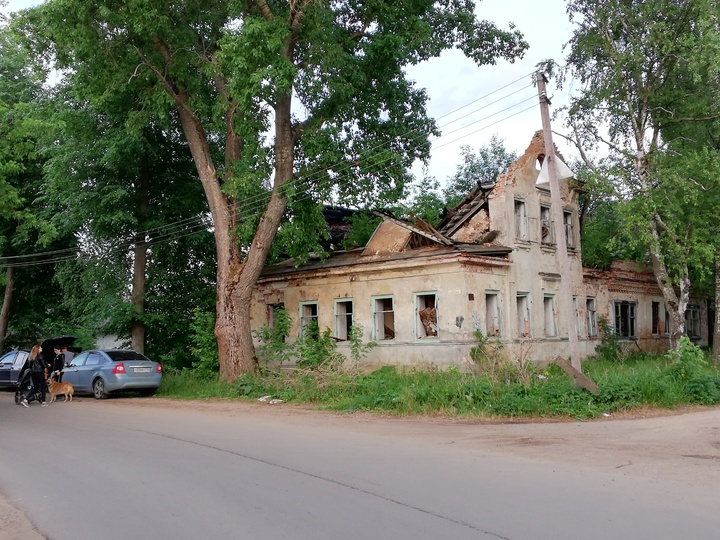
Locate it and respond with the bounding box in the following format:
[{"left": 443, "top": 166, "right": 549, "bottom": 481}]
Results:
[{"left": 250, "top": 132, "right": 709, "bottom": 368}]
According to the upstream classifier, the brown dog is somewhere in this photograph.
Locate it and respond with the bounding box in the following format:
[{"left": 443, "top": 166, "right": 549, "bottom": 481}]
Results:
[{"left": 47, "top": 379, "right": 74, "bottom": 402}]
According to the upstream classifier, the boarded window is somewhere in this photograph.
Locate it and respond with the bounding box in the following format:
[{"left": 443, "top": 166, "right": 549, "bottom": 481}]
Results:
[
  {"left": 373, "top": 296, "right": 395, "bottom": 340},
  {"left": 334, "top": 299, "right": 353, "bottom": 341}
]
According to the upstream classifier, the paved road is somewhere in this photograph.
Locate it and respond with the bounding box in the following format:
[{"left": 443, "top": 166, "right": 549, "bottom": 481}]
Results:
[{"left": 1, "top": 393, "right": 719, "bottom": 540}]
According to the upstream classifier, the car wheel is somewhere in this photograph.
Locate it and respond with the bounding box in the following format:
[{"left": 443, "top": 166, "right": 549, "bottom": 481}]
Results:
[
  {"left": 93, "top": 378, "right": 108, "bottom": 399},
  {"left": 138, "top": 388, "right": 157, "bottom": 397}
]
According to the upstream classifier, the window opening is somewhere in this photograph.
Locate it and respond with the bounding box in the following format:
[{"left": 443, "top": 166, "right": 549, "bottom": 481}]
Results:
[
  {"left": 373, "top": 297, "right": 395, "bottom": 340},
  {"left": 586, "top": 298, "right": 598, "bottom": 337},
  {"left": 544, "top": 295, "right": 556, "bottom": 337},
  {"left": 334, "top": 299, "right": 354, "bottom": 341},
  {"left": 564, "top": 210, "right": 575, "bottom": 249},
  {"left": 299, "top": 302, "right": 319, "bottom": 339},
  {"left": 540, "top": 204, "right": 554, "bottom": 244},
  {"left": 415, "top": 293, "right": 438, "bottom": 339},
  {"left": 652, "top": 301, "right": 660, "bottom": 335},
  {"left": 514, "top": 199, "right": 528, "bottom": 240},
  {"left": 613, "top": 300, "right": 636, "bottom": 338},
  {"left": 485, "top": 292, "right": 501, "bottom": 337},
  {"left": 516, "top": 293, "right": 530, "bottom": 338},
  {"left": 685, "top": 305, "right": 701, "bottom": 339}
]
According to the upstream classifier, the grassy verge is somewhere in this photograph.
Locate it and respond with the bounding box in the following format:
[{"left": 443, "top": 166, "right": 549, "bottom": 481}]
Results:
[{"left": 157, "top": 345, "right": 720, "bottom": 420}]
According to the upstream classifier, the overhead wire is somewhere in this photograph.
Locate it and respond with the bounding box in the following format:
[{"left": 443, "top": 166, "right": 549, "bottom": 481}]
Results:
[{"left": 0, "top": 73, "right": 539, "bottom": 268}]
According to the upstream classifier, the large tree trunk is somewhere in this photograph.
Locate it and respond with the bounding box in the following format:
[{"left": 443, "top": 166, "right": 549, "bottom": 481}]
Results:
[
  {"left": 713, "top": 251, "right": 720, "bottom": 367},
  {"left": 131, "top": 153, "right": 151, "bottom": 353},
  {"left": 0, "top": 266, "right": 14, "bottom": 351},
  {"left": 649, "top": 218, "right": 688, "bottom": 349}
]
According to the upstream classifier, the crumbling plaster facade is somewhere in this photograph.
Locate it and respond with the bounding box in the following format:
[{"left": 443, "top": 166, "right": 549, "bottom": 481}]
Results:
[{"left": 250, "top": 132, "right": 708, "bottom": 369}]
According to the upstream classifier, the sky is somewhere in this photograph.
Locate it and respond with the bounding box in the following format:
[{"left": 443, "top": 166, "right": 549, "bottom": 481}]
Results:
[{"left": 2, "top": 0, "right": 577, "bottom": 184}]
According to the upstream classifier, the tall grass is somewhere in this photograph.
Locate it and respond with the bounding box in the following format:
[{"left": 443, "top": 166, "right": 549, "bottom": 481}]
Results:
[{"left": 157, "top": 345, "right": 720, "bottom": 420}]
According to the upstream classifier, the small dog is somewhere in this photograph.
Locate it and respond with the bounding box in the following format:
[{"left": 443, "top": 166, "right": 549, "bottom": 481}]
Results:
[{"left": 47, "top": 378, "right": 74, "bottom": 402}]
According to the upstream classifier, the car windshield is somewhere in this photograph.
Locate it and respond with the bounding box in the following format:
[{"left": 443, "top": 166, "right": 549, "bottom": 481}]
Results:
[{"left": 106, "top": 350, "right": 150, "bottom": 362}]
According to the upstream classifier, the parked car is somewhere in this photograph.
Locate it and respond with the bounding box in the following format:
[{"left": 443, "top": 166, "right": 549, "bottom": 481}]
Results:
[
  {"left": 0, "top": 350, "right": 29, "bottom": 388},
  {"left": 61, "top": 349, "right": 162, "bottom": 399}
]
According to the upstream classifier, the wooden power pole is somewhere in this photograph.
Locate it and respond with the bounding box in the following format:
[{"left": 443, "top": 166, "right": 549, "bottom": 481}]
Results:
[{"left": 535, "top": 71, "right": 583, "bottom": 372}]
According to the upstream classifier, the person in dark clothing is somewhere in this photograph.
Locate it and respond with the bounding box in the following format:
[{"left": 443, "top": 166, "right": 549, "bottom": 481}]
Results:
[
  {"left": 51, "top": 346, "right": 66, "bottom": 382},
  {"left": 20, "top": 345, "right": 48, "bottom": 407}
]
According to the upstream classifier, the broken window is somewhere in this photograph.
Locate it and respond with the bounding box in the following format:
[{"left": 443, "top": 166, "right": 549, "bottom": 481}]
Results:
[
  {"left": 485, "top": 291, "right": 501, "bottom": 337},
  {"left": 514, "top": 199, "right": 528, "bottom": 241},
  {"left": 685, "top": 305, "right": 701, "bottom": 339},
  {"left": 652, "top": 301, "right": 660, "bottom": 335},
  {"left": 564, "top": 210, "right": 575, "bottom": 249},
  {"left": 573, "top": 296, "right": 581, "bottom": 337},
  {"left": 334, "top": 299, "right": 353, "bottom": 341},
  {"left": 373, "top": 296, "right": 395, "bottom": 340},
  {"left": 516, "top": 293, "right": 530, "bottom": 338},
  {"left": 540, "top": 204, "right": 554, "bottom": 245},
  {"left": 665, "top": 309, "right": 670, "bottom": 334},
  {"left": 415, "top": 293, "right": 438, "bottom": 339},
  {"left": 544, "top": 295, "right": 556, "bottom": 337},
  {"left": 299, "top": 302, "right": 319, "bottom": 339},
  {"left": 586, "top": 298, "right": 598, "bottom": 337},
  {"left": 613, "top": 300, "right": 636, "bottom": 338}
]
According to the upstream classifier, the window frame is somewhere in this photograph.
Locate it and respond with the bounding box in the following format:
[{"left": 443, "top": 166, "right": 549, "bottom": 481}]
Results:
[
  {"left": 516, "top": 292, "right": 531, "bottom": 338},
  {"left": 543, "top": 294, "right": 557, "bottom": 337},
  {"left": 685, "top": 304, "right": 701, "bottom": 340},
  {"left": 414, "top": 292, "right": 438, "bottom": 340},
  {"left": 485, "top": 291, "right": 502, "bottom": 337},
  {"left": 514, "top": 198, "right": 528, "bottom": 241},
  {"left": 372, "top": 295, "right": 395, "bottom": 341},
  {"left": 299, "top": 301, "right": 319, "bottom": 339},
  {"left": 586, "top": 297, "right": 598, "bottom": 337},
  {"left": 334, "top": 299, "right": 354, "bottom": 341},
  {"left": 613, "top": 300, "right": 637, "bottom": 339},
  {"left": 540, "top": 204, "right": 554, "bottom": 245}
]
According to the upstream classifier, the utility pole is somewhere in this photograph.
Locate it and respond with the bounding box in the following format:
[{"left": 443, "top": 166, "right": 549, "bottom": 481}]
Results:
[{"left": 535, "top": 71, "right": 582, "bottom": 372}]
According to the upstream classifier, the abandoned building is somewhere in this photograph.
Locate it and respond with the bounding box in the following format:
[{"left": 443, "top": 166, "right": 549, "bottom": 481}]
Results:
[{"left": 250, "top": 132, "right": 709, "bottom": 368}]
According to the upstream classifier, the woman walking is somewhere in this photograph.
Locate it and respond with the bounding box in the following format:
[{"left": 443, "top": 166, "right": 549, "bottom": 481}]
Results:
[{"left": 19, "top": 345, "right": 48, "bottom": 407}]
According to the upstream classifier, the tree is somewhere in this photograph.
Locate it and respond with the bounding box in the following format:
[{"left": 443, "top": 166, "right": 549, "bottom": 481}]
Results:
[
  {"left": 564, "top": 0, "right": 720, "bottom": 347},
  {"left": 443, "top": 134, "right": 517, "bottom": 207},
  {"left": 18, "top": 0, "right": 527, "bottom": 379},
  {"left": 41, "top": 83, "right": 214, "bottom": 359},
  {"left": 0, "top": 21, "right": 64, "bottom": 350}
]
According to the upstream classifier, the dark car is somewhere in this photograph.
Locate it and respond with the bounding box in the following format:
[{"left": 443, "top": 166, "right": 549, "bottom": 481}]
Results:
[
  {"left": 61, "top": 349, "right": 162, "bottom": 399},
  {"left": 0, "top": 350, "right": 30, "bottom": 388}
]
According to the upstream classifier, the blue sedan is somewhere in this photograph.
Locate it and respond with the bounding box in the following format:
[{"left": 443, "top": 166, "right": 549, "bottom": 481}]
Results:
[
  {"left": 0, "top": 350, "right": 29, "bottom": 388},
  {"left": 61, "top": 349, "right": 162, "bottom": 399}
]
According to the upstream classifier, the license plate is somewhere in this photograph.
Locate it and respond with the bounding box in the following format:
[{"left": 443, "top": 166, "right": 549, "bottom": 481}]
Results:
[{"left": 134, "top": 367, "right": 151, "bottom": 373}]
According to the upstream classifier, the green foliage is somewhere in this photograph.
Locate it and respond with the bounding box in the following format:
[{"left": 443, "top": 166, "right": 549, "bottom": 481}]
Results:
[
  {"left": 294, "top": 320, "right": 345, "bottom": 369},
  {"left": 188, "top": 309, "right": 219, "bottom": 376},
  {"left": 254, "top": 308, "right": 293, "bottom": 366},
  {"left": 159, "top": 351, "right": 720, "bottom": 418},
  {"left": 348, "top": 323, "right": 377, "bottom": 364},
  {"left": 443, "top": 135, "right": 518, "bottom": 207},
  {"left": 341, "top": 211, "right": 382, "bottom": 250},
  {"left": 593, "top": 317, "right": 623, "bottom": 362}
]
